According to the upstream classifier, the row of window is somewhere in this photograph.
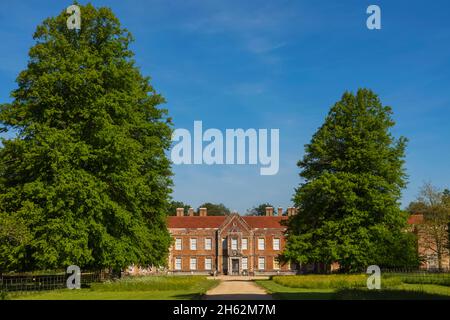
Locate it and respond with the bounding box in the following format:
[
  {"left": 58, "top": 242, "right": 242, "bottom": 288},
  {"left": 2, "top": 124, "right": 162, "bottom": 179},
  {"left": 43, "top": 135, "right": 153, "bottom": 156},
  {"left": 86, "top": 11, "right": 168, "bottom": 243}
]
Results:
[
  {"left": 175, "top": 237, "right": 281, "bottom": 251},
  {"left": 174, "top": 257, "right": 280, "bottom": 271}
]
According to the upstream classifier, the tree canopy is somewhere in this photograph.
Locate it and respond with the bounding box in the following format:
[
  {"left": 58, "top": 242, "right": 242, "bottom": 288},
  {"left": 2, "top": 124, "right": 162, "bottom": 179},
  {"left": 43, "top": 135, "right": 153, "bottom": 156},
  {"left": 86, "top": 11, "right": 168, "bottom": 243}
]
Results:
[
  {"left": 0, "top": 4, "right": 173, "bottom": 272},
  {"left": 282, "top": 89, "right": 418, "bottom": 271}
]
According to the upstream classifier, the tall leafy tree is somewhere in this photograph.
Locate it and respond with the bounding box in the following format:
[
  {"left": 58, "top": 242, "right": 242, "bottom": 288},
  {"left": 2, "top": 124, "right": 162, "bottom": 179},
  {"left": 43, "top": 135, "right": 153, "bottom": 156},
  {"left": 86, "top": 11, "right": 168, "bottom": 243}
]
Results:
[
  {"left": 0, "top": 4, "right": 173, "bottom": 272},
  {"left": 283, "top": 89, "right": 418, "bottom": 272}
]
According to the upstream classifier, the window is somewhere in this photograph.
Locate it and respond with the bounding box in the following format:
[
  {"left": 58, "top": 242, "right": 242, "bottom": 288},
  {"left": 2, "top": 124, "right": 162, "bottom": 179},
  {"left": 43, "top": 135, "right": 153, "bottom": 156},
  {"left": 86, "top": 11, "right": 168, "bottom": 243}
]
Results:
[
  {"left": 273, "top": 238, "right": 280, "bottom": 251},
  {"left": 258, "top": 257, "right": 265, "bottom": 270},
  {"left": 175, "top": 238, "right": 182, "bottom": 250},
  {"left": 242, "top": 257, "right": 248, "bottom": 270},
  {"left": 175, "top": 258, "right": 182, "bottom": 270},
  {"left": 231, "top": 238, "right": 238, "bottom": 250},
  {"left": 273, "top": 258, "right": 280, "bottom": 270},
  {"left": 222, "top": 238, "right": 227, "bottom": 248},
  {"left": 242, "top": 238, "right": 248, "bottom": 250},
  {"left": 205, "top": 258, "right": 212, "bottom": 270},
  {"left": 205, "top": 238, "right": 212, "bottom": 250},
  {"left": 190, "top": 258, "right": 197, "bottom": 270},
  {"left": 190, "top": 238, "right": 197, "bottom": 250},
  {"left": 258, "top": 238, "right": 265, "bottom": 250}
]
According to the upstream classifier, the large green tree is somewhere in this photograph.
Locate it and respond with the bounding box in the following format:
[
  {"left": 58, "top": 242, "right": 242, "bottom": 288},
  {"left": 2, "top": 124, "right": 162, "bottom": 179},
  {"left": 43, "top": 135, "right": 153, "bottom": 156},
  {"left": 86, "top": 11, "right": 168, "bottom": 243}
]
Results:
[
  {"left": 283, "top": 89, "right": 418, "bottom": 272},
  {"left": 0, "top": 4, "right": 173, "bottom": 272}
]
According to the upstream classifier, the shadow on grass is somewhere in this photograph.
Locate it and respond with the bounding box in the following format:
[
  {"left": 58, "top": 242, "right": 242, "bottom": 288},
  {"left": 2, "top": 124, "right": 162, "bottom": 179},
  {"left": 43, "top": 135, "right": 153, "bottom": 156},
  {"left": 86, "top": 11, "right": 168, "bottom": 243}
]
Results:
[
  {"left": 271, "top": 292, "right": 335, "bottom": 300},
  {"left": 172, "top": 293, "right": 204, "bottom": 300},
  {"left": 202, "top": 294, "right": 273, "bottom": 300},
  {"left": 335, "top": 289, "right": 450, "bottom": 300}
]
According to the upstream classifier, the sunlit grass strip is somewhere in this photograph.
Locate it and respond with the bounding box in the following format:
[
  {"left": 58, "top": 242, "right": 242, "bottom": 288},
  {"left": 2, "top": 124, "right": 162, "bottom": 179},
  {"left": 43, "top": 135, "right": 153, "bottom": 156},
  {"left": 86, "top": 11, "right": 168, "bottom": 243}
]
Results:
[
  {"left": 384, "top": 272, "right": 450, "bottom": 287},
  {"left": 90, "top": 276, "right": 214, "bottom": 292},
  {"left": 272, "top": 275, "right": 402, "bottom": 289}
]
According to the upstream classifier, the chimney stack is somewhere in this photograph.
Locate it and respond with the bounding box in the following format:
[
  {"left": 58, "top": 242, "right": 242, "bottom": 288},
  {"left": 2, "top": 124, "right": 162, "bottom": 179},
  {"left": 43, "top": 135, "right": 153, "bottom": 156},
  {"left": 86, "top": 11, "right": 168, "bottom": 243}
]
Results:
[
  {"left": 199, "top": 207, "right": 207, "bottom": 217},
  {"left": 287, "top": 207, "right": 298, "bottom": 216},
  {"left": 277, "top": 207, "right": 283, "bottom": 216},
  {"left": 176, "top": 208, "right": 184, "bottom": 217},
  {"left": 188, "top": 208, "right": 195, "bottom": 216},
  {"left": 287, "top": 207, "right": 293, "bottom": 216},
  {"left": 265, "top": 207, "right": 274, "bottom": 216}
]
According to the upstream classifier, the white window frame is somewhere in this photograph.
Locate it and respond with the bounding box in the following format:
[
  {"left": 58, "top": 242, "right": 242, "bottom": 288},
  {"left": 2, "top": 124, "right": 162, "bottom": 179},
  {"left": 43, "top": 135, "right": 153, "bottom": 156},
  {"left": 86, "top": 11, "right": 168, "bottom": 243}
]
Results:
[
  {"left": 273, "top": 238, "right": 280, "bottom": 251},
  {"left": 190, "top": 238, "right": 197, "bottom": 250},
  {"left": 258, "top": 238, "right": 265, "bottom": 250},
  {"left": 175, "top": 238, "right": 182, "bottom": 250},
  {"left": 258, "top": 257, "right": 265, "bottom": 270},
  {"left": 231, "top": 238, "right": 238, "bottom": 250},
  {"left": 205, "top": 258, "right": 212, "bottom": 270},
  {"left": 242, "top": 257, "right": 248, "bottom": 270},
  {"left": 273, "top": 257, "right": 280, "bottom": 270},
  {"left": 190, "top": 257, "right": 197, "bottom": 270},
  {"left": 205, "top": 238, "right": 212, "bottom": 250},
  {"left": 242, "top": 238, "right": 248, "bottom": 250},
  {"left": 175, "top": 257, "right": 182, "bottom": 270}
]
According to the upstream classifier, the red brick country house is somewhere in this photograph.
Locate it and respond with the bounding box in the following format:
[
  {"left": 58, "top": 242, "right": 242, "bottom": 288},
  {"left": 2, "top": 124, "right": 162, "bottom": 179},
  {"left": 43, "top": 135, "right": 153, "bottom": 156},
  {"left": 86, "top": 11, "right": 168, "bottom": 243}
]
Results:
[
  {"left": 167, "top": 207, "right": 298, "bottom": 275},
  {"left": 127, "top": 209, "right": 446, "bottom": 275}
]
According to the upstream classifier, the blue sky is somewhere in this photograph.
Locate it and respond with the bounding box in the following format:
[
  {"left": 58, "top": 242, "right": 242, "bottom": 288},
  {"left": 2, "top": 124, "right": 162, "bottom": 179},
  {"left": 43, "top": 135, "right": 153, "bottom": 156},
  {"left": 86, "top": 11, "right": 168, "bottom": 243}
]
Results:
[{"left": 1, "top": 1, "right": 449, "bottom": 213}]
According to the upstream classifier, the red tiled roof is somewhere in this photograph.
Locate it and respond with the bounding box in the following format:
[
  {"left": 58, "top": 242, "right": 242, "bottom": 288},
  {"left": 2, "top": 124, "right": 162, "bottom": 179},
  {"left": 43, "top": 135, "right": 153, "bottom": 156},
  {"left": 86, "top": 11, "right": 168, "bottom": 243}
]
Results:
[
  {"left": 167, "top": 215, "right": 288, "bottom": 229},
  {"left": 168, "top": 214, "right": 423, "bottom": 229},
  {"left": 243, "top": 216, "right": 288, "bottom": 228},
  {"left": 167, "top": 216, "right": 226, "bottom": 228},
  {"left": 407, "top": 214, "right": 424, "bottom": 225}
]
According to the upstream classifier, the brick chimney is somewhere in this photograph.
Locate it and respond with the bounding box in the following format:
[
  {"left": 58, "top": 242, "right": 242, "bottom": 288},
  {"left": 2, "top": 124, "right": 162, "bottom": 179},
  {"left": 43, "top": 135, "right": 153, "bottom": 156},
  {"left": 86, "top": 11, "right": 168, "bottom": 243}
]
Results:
[
  {"left": 265, "top": 207, "right": 274, "bottom": 216},
  {"left": 176, "top": 208, "right": 184, "bottom": 217},
  {"left": 199, "top": 207, "right": 207, "bottom": 217},
  {"left": 277, "top": 207, "right": 283, "bottom": 216},
  {"left": 287, "top": 207, "right": 298, "bottom": 216},
  {"left": 188, "top": 208, "right": 195, "bottom": 216}
]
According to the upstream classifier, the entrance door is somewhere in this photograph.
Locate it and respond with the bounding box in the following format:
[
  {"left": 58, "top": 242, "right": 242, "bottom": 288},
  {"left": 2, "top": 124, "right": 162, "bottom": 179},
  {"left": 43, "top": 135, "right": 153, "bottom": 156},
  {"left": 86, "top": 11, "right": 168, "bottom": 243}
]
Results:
[{"left": 231, "top": 259, "right": 239, "bottom": 275}]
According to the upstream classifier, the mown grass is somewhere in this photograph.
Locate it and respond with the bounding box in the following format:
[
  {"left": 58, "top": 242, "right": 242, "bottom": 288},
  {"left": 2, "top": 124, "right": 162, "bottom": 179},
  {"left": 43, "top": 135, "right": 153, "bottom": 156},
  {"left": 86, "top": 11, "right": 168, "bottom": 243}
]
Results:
[
  {"left": 384, "top": 273, "right": 450, "bottom": 287},
  {"left": 257, "top": 273, "right": 450, "bottom": 300},
  {"left": 272, "top": 274, "right": 401, "bottom": 289},
  {"left": 90, "top": 276, "right": 211, "bottom": 291},
  {"left": 255, "top": 279, "right": 335, "bottom": 300},
  {"left": 10, "top": 276, "right": 219, "bottom": 300}
]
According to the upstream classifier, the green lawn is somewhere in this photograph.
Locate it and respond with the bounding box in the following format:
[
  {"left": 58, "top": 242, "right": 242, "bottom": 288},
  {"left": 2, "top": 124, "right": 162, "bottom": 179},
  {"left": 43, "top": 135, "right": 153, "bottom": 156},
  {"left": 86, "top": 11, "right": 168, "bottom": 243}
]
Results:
[
  {"left": 255, "top": 280, "right": 335, "bottom": 299},
  {"left": 9, "top": 276, "right": 219, "bottom": 300},
  {"left": 256, "top": 274, "right": 450, "bottom": 300}
]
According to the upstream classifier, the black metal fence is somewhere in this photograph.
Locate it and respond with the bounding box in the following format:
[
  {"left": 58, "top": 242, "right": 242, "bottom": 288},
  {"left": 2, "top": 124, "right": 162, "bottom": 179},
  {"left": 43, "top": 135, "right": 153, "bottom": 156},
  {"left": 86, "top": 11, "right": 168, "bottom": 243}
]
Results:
[{"left": 0, "top": 270, "right": 111, "bottom": 293}]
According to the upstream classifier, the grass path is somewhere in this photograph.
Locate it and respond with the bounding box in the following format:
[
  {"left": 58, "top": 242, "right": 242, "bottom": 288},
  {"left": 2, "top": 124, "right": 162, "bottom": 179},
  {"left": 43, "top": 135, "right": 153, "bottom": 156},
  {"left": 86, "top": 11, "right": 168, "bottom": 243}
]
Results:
[{"left": 204, "top": 279, "right": 273, "bottom": 300}]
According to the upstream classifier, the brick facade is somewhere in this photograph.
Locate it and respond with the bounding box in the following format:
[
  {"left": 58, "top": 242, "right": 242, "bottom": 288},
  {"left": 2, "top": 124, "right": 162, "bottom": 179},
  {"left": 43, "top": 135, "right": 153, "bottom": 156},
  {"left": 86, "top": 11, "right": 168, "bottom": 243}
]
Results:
[
  {"left": 167, "top": 207, "right": 297, "bottom": 275},
  {"left": 408, "top": 214, "right": 450, "bottom": 270}
]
